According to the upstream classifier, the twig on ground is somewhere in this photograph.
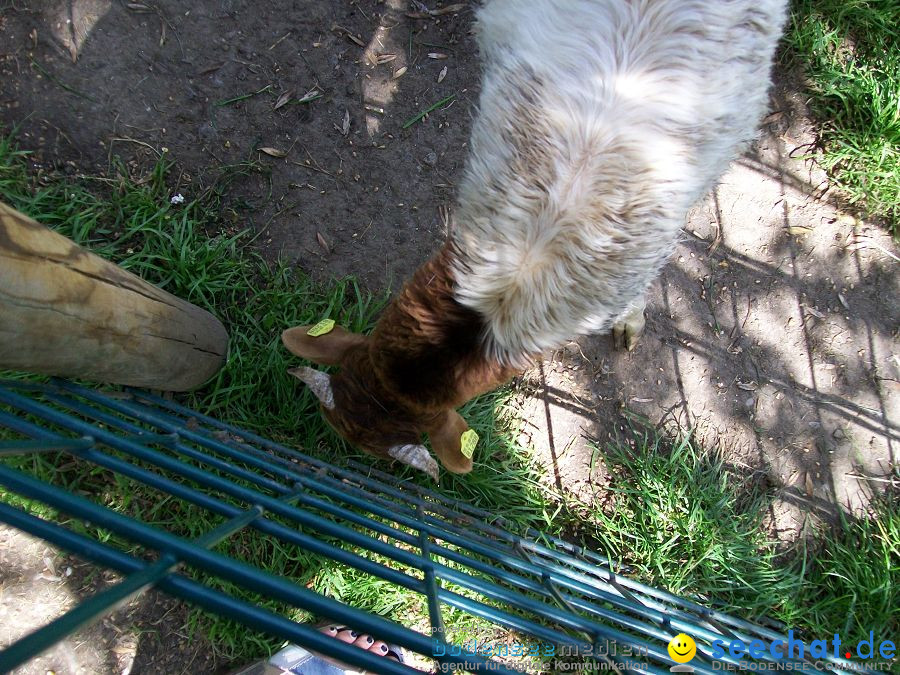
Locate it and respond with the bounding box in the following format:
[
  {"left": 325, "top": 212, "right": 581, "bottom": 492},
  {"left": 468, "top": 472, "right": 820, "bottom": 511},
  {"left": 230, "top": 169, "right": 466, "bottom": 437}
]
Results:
[
  {"left": 215, "top": 85, "right": 272, "bottom": 107},
  {"left": 30, "top": 59, "right": 97, "bottom": 102}
]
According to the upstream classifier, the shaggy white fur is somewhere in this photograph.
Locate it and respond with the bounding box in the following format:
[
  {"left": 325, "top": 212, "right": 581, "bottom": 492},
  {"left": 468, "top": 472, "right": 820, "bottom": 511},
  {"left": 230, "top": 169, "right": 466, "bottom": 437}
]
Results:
[{"left": 451, "top": 0, "right": 787, "bottom": 365}]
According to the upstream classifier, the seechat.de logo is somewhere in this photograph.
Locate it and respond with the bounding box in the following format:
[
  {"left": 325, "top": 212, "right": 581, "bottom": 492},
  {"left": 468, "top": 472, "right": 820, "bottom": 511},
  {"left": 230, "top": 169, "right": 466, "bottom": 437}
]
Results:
[{"left": 668, "top": 633, "right": 697, "bottom": 673}]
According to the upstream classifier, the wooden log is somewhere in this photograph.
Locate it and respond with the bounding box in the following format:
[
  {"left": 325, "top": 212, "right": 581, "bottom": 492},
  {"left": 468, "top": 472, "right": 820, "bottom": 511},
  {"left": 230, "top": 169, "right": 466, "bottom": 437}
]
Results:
[{"left": 0, "top": 201, "right": 228, "bottom": 391}]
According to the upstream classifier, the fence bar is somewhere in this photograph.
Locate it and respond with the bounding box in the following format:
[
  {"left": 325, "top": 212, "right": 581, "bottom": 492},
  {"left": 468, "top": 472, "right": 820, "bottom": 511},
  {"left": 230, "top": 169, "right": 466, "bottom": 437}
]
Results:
[
  {"left": 77, "top": 384, "right": 779, "bottom": 645},
  {"left": 116, "top": 385, "right": 796, "bottom": 644},
  {"left": 0, "top": 504, "right": 265, "bottom": 672},
  {"left": 417, "top": 504, "right": 446, "bottom": 641},
  {"left": 0, "top": 432, "right": 427, "bottom": 601},
  {"left": 48, "top": 383, "right": 741, "bottom": 650},
  {"left": 0, "top": 388, "right": 431, "bottom": 588},
  {"left": 0, "top": 380, "right": 855, "bottom": 674},
  {"left": 0, "top": 502, "right": 436, "bottom": 675},
  {"left": 0, "top": 437, "right": 95, "bottom": 455},
  {"left": 0, "top": 464, "right": 521, "bottom": 673},
  {"left": 2, "top": 386, "right": 737, "bottom": 654}
]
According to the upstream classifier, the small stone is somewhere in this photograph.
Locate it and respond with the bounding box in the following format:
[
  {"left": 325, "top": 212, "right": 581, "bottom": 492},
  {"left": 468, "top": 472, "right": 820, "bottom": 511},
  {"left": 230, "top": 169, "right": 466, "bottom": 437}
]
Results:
[
  {"left": 423, "top": 151, "right": 438, "bottom": 166},
  {"left": 198, "top": 123, "right": 217, "bottom": 142}
]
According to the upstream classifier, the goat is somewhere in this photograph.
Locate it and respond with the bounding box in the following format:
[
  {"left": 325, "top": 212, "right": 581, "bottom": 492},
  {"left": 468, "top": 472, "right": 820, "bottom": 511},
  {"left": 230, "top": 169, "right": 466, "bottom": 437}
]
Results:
[{"left": 284, "top": 0, "right": 788, "bottom": 480}]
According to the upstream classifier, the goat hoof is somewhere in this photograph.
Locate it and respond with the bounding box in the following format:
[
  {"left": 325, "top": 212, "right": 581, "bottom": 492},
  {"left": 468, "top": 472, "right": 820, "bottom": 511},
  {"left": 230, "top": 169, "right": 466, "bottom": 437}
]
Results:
[{"left": 612, "top": 310, "right": 645, "bottom": 351}]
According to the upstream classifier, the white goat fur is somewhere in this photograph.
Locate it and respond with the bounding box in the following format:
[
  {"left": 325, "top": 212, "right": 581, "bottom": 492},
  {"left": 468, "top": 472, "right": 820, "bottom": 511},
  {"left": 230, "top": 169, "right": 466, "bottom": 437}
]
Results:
[{"left": 451, "top": 0, "right": 787, "bottom": 364}]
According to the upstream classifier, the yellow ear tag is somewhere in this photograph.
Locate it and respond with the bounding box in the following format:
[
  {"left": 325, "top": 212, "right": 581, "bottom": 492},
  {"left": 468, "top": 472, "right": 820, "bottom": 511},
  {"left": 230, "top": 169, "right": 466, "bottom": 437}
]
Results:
[
  {"left": 307, "top": 319, "right": 335, "bottom": 337},
  {"left": 460, "top": 429, "right": 479, "bottom": 459}
]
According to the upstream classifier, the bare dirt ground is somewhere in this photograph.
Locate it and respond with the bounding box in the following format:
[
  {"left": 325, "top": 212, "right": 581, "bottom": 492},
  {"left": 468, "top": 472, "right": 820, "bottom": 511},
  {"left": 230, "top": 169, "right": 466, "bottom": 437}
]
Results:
[{"left": 0, "top": 1, "right": 898, "bottom": 673}]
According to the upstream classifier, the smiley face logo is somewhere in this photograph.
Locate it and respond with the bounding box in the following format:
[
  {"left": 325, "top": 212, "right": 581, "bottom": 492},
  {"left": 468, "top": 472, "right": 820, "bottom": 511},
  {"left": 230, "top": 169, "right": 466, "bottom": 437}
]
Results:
[{"left": 668, "top": 633, "right": 697, "bottom": 663}]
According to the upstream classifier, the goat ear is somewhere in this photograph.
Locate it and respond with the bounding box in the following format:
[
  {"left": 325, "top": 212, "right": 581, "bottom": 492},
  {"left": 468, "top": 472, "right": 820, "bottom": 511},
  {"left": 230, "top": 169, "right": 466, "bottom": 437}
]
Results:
[
  {"left": 288, "top": 366, "right": 335, "bottom": 409},
  {"left": 387, "top": 444, "right": 439, "bottom": 482},
  {"left": 425, "top": 410, "right": 474, "bottom": 475},
  {"left": 282, "top": 325, "right": 367, "bottom": 366}
]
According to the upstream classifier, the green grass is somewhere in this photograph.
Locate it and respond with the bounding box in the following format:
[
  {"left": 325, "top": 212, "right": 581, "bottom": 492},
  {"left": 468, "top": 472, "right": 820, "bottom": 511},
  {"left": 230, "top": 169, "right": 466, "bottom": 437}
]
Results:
[
  {"left": 583, "top": 431, "right": 898, "bottom": 646},
  {"left": 0, "top": 132, "right": 897, "bottom": 666},
  {"left": 587, "top": 434, "right": 793, "bottom": 615},
  {"left": 794, "top": 494, "right": 899, "bottom": 644},
  {"left": 785, "top": 0, "right": 900, "bottom": 234}
]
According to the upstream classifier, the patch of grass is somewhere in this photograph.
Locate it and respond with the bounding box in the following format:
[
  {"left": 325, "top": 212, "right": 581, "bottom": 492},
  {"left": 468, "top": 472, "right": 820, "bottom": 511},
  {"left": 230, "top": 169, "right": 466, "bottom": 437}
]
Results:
[
  {"left": 587, "top": 432, "right": 796, "bottom": 620},
  {"left": 785, "top": 0, "right": 900, "bottom": 233},
  {"left": 585, "top": 429, "right": 899, "bottom": 645},
  {"left": 792, "top": 492, "right": 899, "bottom": 644},
  {"left": 0, "top": 136, "right": 379, "bottom": 443}
]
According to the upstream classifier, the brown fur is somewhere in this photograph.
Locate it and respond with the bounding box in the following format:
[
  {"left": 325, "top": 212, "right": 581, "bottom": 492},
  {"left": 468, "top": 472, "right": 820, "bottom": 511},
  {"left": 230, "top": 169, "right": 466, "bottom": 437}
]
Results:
[
  {"left": 283, "top": 242, "right": 520, "bottom": 473},
  {"left": 369, "top": 242, "right": 517, "bottom": 410}
]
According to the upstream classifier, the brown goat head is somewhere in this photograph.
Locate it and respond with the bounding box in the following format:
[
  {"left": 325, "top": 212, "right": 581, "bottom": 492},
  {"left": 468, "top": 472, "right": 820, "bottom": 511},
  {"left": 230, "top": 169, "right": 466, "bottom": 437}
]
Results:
[
  {"left": 282, "top": 245, "right": 519, "bottom": 481},
  {"left": 283, "top": 323, "right": 483, "bottom": 481}
]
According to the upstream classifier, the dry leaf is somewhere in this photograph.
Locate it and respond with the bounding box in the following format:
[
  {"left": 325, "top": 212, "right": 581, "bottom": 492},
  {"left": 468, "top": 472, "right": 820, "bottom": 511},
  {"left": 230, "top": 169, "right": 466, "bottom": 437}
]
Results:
[
  {"left": 432, "top": 3, "right": 466, "bottom": 14},
  {"left": 406, "top": 3, "right": 466, "bottom": 18},
  {"left": 198, "top": 61, "right": 226, "bottom": 76},
  {"left": 735, "top": 380, "right": 758, "bottom": 391},
  {"left": 36, "top": 572, "right": 63, "bottom": 582},
  {"left": 392, "top": 66, "right": 408, "bottom": 79},
  {"left": 316, "top": 232, "right": 331, "bottom": 253},
  {"left": 259, "top": 147, "right": 287, "bottom": 158},
  {"left": 786, "top": 225, "right": 812, "bottom": 235},
  {"left": 274, "top": 90, "right": 295, "bottom": 110},
  {"left": 428, "top": 52, "right": 448, "bottom": 60},
  {"left": 341, "top": 109, "right": 350, "bottom": 136},
  {"left": 126, "top": 2, "right": 153, "bottom": 11},
  {"left": 333, "top": 24, "right": 365, "bottom": 47},
  {"left": 437, "top": 66, "right": 447, "bottom": 83},
  {"left": 805, "top": 473, "right": 814, "bottom": 498},
  {"left": 298, "top": 87, "right": 320, "bottom": 103},
  {"left": 802, "top": 304, "right": 825, "bottom": 319},
  {"left": 376, "top": 53, "right": 397, "bottom": 64},
  {"left": 841, "top": 232, "right": 900, "bottom": 262}
]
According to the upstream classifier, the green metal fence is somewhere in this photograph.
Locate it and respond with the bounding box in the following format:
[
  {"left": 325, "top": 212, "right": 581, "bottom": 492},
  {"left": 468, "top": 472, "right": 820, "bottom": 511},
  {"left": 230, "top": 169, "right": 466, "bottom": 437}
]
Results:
[{"left": 0, "top": 378, "right": 854, "bottom": 673}]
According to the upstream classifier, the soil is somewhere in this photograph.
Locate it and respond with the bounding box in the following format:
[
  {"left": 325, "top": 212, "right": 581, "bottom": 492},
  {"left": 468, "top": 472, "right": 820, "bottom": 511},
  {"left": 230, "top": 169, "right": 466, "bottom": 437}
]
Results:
[
  {"left": 0, "top": 0, "right": 475, "bottom": 288},
  {"left": 0, "top": 1, "right": 898, "bottom": 674},
  {"left": 0, "top": 524, "right": 218, "bottom": 675}
]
